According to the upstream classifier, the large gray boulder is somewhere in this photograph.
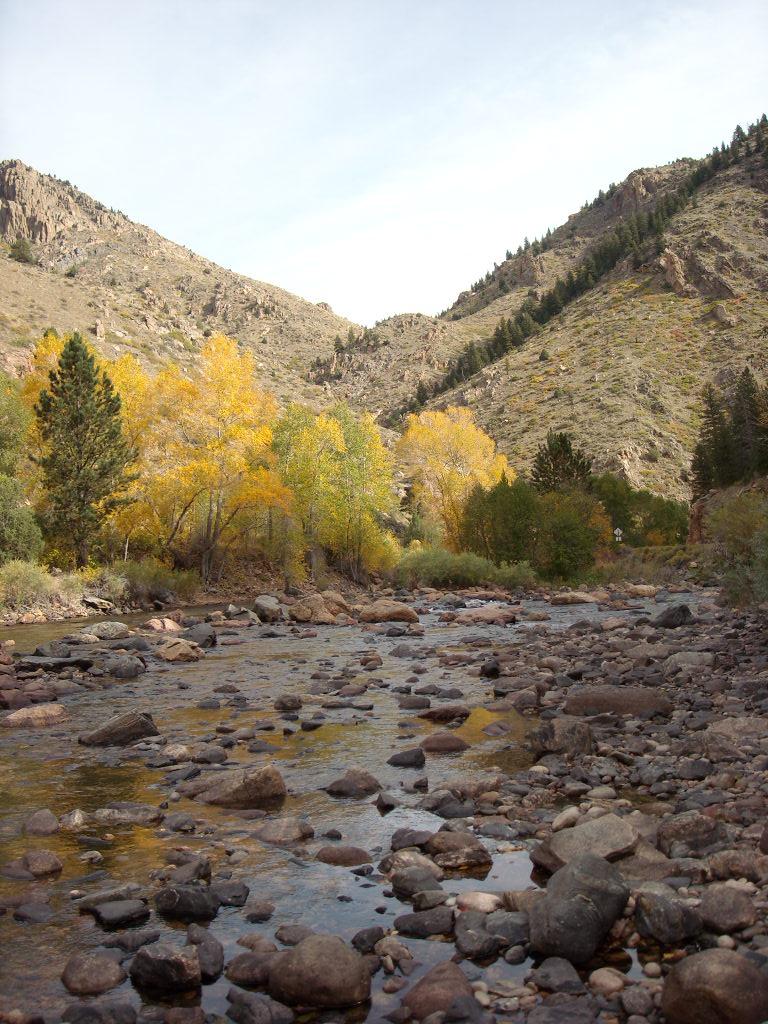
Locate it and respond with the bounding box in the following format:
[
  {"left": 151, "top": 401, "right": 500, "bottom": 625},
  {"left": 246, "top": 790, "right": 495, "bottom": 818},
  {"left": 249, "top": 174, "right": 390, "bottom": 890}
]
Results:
[
  {"left": 531, "top": 812, "right": 639, "bottom": 873},
  {"left": 529, "top": 853, "right": 629, "bottom": 964},
  {"left": 661, "top": 948, "right": 768, "bottom": 1024},
  {"left": 183, "top": 765, "right": 287, "bottom": 809},
  {"left": 267, "top": 934, "right": 370, "bottom": 1008}
]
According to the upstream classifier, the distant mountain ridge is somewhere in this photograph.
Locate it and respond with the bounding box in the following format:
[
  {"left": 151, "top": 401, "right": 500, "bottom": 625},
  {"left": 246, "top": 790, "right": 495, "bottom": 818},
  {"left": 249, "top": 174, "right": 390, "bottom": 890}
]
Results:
[{"left": 2, "top": 116, "right": 766, "bottom": 499}]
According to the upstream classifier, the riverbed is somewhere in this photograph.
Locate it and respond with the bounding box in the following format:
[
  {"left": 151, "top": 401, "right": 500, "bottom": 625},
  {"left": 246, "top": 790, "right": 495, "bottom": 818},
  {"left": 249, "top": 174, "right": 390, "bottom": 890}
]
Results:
[{"left": 0, "top": 596, "right": 673, "bottom": 1020}]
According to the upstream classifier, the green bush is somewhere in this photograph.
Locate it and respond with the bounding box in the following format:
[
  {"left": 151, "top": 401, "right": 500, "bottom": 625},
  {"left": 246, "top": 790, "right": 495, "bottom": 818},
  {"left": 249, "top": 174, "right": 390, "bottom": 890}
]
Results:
[
  {"left": 395, "top": 547, "right": 536, "bottom": 590},
  {"left": 708, "top": 492, "right": 768, "bottom": 605},
  {"left": 79, "top": 565, "right": 128, "bottom": 605},
  {"left": 9, "top": 237, "right": 35, "bottom": 264},
  {"left": 0, "top": 475, "right": 43, "bottom": 564},
  {"left": 0, "top": 560, "right": 54, "bottom": 608},
  {"left": 121, "top": 558, "right": 199, "bottom": 604}
]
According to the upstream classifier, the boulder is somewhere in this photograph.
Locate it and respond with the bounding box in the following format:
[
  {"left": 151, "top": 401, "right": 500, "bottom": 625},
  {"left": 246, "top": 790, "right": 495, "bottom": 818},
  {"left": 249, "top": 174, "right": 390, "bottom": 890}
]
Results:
[
  {"left": 1, "top": 702, "right": 68, "bottom": 728},
  {"left": 420, "top": 731, "right": 469, "bottom": 753},
  {"left": 156, "top": 638, "right": 203, "bottom": 662},
  {"left": 79, "top": 711, "right": 159, "bottom": 747},
  {"left": 358, "top": 599, "right": 419, "bottom": 624},
  {"left": 289, "top": 594, "right": 335, "bottom": 625},
  {"left": 182, "top": 623, "right": 217, "bottom": 648},
  {"left": 88, "top": 621, "right": 132, "bottom": 640},
  {"left": 145, "top": 617, "right": 182, "bottom": 632},
  {"left": 315, "top": 845, "right": 371, "bottom": 867},
  {"left": 24, "top": 808, "right": 59, "bottom": 835},
  {"left": 530, "top": 716, "right": 593, "bottom": 759},
  {"left": 155, "top": 885, "right": 220, "bottom": 921},
  {"left": 424, "top": 831, "right": 491, "bottom": 870},
  {"left": 657, "top": 811, "right": 728, "bottom": 858},
  {"left": 226, "top": 990, "right": 294, "bottom": 1024},
  {"left": 699, "top": 883, "right": 756, "bottom": 933},
  {"left": 189, "top": 765, "right": 287, "bottom": 809},
  {"left": 253, "top": 595, "right": 285, "bottom": 622},
  {"left": 401, "top": 961, "right": 473, "bottom": 1019},
  {"left": 186, "top": 923, "right": 224, "bottom": 982},
  {"left": 454, "top": 606, "right": 517, "bottom": 626},
  {"left": 529, "top": 853, "right": 629, "bottom": 964},
  {"left": 564, "top": 685, "right": 672, "bottom": 717},
  {"left": 324, "top": 770, "right": 381, "bottom": 799},
  {"left": 652, "top": 604, "right": 694, "bottom": 628},
  {"left": 387, "top": 747, "right": 426, "bottom": 769},
  {"left": 62, "top": 952, "right": 126, "bottom": 995},
  {"left": 252, "top": 816, "right": 314, "bottom": 846},
  {"left": 661, "top": 948, "right": 768, "bottom": 1024},
  {"left": 550, "top": 592, "right": 598, "bottom": 605},
  {"left": 531, "top": 813, "right": 639, "bottom": 873},
  {"left": 129, "top": 942, "right": 201, "bottom": 993},
  {"left": 267, "top": 934, "right": 370, "bottom": 1008},
  {"left": 635, "top": 892, "right": 702, "bottom": 945},
  {"left": 393, "top": 906, "right": 454, "bottom": 937}
]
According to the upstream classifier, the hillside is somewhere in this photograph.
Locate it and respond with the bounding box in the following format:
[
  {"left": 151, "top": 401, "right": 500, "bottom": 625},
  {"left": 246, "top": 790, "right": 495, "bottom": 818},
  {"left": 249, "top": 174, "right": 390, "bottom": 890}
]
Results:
[
  {"left": 0, "top": 159, "right": 358, "bottom": 400},
  {"left": 422, "top": 143, "right": 768, "bottom": 499}
]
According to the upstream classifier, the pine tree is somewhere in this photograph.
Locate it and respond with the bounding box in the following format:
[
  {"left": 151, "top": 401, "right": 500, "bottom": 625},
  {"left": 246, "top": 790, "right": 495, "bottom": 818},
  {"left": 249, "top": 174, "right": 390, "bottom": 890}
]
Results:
[
  {"left": 531, "top": 431, "right": 592, "bottom": 492},
  {"left": 34, "top": 333, "right": 135, "bottom": 566}
]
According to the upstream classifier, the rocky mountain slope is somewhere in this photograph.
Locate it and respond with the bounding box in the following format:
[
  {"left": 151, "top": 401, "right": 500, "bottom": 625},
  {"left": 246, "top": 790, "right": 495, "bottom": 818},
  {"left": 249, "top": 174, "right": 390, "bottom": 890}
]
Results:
[
  {"left": 2, "top": 123, "right": 766, "bottom": 499},
  {"left": 424, "top": 148, "right": 768, "bottom": 499},
  {"left": 0, "top": 159, "right": 357, "bottom": 400}
]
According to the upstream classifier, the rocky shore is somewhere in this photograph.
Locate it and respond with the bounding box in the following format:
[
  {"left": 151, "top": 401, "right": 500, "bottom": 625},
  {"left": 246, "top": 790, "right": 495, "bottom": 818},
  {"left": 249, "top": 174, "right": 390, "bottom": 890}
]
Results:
[{"left": 1, "top": 585, "right": 767, "bottom": 1024}]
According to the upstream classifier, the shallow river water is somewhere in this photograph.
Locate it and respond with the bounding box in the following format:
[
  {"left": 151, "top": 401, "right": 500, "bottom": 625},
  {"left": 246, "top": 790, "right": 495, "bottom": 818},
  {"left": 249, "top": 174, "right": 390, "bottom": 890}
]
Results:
[{"left": 0, "top": 598, "right": 662, "bottom": 1020}]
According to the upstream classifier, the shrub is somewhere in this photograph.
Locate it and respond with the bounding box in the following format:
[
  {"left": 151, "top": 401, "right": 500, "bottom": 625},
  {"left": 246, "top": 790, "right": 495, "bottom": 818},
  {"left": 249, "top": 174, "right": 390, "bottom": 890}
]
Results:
[
  {"left": 395, "top": 547, "right": 537, "bottom": 591},
  {"left": 78, "top": 565, "right": 128, "bottom": 605},
  {"left": 9, "top": 237, "right": 35, "bottom": 264},
  {"left": 0, "top": 475, "right": 43, "bottom": 564},
  {"left": 121, "top": 558, "right": 199, "bottom": 604},
  {"left": 708, "top": 492, "right": 768, "bottom": 605},
  {"left": 0, "top": 560, "right": 54, "bottom": 608}
]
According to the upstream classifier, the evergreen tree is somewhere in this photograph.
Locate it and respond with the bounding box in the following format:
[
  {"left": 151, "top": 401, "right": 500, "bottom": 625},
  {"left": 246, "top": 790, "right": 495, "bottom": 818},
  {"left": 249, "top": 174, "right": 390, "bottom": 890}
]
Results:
[
  {"left": 531, "top": 431, "right": 592, "bottom": 492},
  {"left": 34, "top": 333, "right": 135, "bottom": 566}
]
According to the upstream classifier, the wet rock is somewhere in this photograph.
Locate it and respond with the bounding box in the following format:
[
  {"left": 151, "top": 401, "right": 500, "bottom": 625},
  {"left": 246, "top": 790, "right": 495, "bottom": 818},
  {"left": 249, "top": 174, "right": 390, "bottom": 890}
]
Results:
[
  {"left": 103, "top": 927, "right": 161, "bottom": 953},
  {"left": 62, "top": 952, "right": 126, "bottom": 995},
  {"left": 387, "top": 747, "right": 426, "bottom": 769},
  {"left": 246, "top": 900, "right": 275, "bottom": 923},
  {"left": 661, "top": 948, "right": 768, "bottom": 1024},
  {"left": 90, "top": 899, "right": 150, "bottom": 928},
  {"left": 227, "top": 951, "right": 277, "bottom": 988},
  {"left": 657, "top": 810, "right": 728, "bottom": 858},
  {"left": 182, "top": 624, "right": 217, "bottom": 648},
  {"left": 652, "top": 604, "right": 694, "bottom": 628},
  {"left": 391, "top": 864, "right": 444, "bottom": 898},
  {"left": 21, "top": 848, "right": 63, "bottom": 876},
  {"left": 226, "top": 988, "right": 294, "bottom": 1024},
  {"left": 275, "top": 924, "right": 315, "bottom": 946},
  {"left": 420, "top": 731, "right": 469, "bottom": 753},
  {"left": 393, "top": 906, "right": 454, "bottom": 937},
  {"left": 79, "top": 711, "right": 159, "bottom": 747},
  {"left": 188, "top": 765, "right": 287, "bottom": 808},
  {"left": 486, "top": 910, "right": 530, "bottom": 945},
  {"left": 324, "top": 770, "right": 381, "bottom": 798},
  {"left": 156, "top": 638, "right": 203, "bottom": 662},
  {"left": 267, "top": 934, "right": 371, "bottom": 1008},
  {"left": 699, "top": 883, "right": 756, "bottom": 933},
  {"left": 89, "top": 621, "right": 132, "bottom": 640},
  {"left": 129, "top": 942, "right": 201, "bottom": 993},
  {"left": 252, "top": 816, "right": 314, "bottom": 846},
  {"left": 401, "top": 960, "right": 473, "bottom": 1019},
  {"left": 529, "top": 853, "right": 630, "bottom": 964},
  {"left": 155, "top": 885, "right": 220, "bottom": 921},
  {"left": 424, "top": 831, "right": 491, "bottom": 870},
  {"left": 351, "top": 926, "right": 385, "bottom": 954},
  {"left": 531, "top": 813, "right": 639, "bottom": 872},
  {"left": 316, "top": 845, "right": 371, "bottom": 866},
  {"left": 454, "top": 910, "right": 502, "bottom": 958},
  {"left": 564, "top": 685, "right": 672, "bottom": 717},
  {"left": 530, "top": 716, "right": 593, "bottom": 759},
  {"left": 635, "top": 892, "right": 702, "bottom": 945},
  {"left": 1, "top": 702, "right": 69, "bottom": 728},
  {"left": 23, "top": 809, "right": 59, "bottom": 836},
  {"left": 61, "top": 1001, "right": 137, "bottom": 1024},
  {"left": 588, "top": 966, "right": 626, "bottom": 997},
  {"left": 211, "top": 880, "right": 250, "bottom": 907},
  {"left": 530, "top": 957, "right": 586, "bottom": 993},
  {"left": 274, "top": 695, "right": 302, "bottom": 711}
]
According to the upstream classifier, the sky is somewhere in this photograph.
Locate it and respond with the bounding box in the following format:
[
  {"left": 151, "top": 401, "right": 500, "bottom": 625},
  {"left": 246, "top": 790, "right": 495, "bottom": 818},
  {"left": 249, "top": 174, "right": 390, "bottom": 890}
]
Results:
[{"left": 1, "top": 1, "right": 767, "bottom": 325}]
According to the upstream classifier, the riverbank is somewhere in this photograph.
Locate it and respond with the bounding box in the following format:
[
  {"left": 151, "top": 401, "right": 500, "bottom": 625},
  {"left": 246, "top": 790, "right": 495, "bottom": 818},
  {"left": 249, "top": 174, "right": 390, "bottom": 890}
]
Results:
[{"left": 1, "top": 586, "right": 767, "bottom": 1024}]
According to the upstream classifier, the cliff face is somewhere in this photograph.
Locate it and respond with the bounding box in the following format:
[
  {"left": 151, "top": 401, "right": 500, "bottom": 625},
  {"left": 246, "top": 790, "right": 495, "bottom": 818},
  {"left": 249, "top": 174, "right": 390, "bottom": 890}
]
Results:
[{"left": 0, "top": 159, "right": 357, "bottom": 396}]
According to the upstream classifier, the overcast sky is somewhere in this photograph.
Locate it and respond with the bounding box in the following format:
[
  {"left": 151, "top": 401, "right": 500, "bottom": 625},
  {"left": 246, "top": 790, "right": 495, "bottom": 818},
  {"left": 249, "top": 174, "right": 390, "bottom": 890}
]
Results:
[{"left": 1, "top": 1, "right": 766, "bottom": 324}]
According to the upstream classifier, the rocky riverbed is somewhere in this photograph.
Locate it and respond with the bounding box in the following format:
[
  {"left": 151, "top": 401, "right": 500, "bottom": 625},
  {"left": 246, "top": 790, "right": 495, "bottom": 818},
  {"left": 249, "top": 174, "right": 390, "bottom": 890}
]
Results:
[{"left": 1, "top": 585, "right": 767, "bottom": 1024}]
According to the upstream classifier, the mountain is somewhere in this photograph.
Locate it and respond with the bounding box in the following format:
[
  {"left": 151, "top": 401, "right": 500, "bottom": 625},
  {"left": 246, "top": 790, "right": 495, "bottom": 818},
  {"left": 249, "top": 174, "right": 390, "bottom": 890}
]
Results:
[
  {"left": 2, "top": 119, "right": 767, "bottom": 500},
  {"left": 0, "top": 159, "right": 357, "bottom": 400}
]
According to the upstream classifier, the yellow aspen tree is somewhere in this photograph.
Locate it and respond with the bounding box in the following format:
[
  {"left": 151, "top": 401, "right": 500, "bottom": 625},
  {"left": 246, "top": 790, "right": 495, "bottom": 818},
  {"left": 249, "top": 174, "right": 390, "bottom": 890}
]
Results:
[{"left": 397, "top": 406, "right": 511, "bottom": 550}]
